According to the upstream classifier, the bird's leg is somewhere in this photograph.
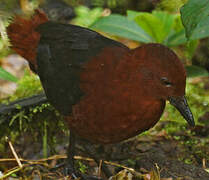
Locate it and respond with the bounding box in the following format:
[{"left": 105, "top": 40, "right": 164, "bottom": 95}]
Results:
[
  {"left": 65, "top": 131, "right": 78, "bottom": 178},
  {"left": 81, "top": 141, "right": 112, "bottom": 178},
  {"left": 66, "top": 132, "right": 103, "bottom": 180},
  {"left": 51, "top": 131, "right": 78, "bottom": 177}
]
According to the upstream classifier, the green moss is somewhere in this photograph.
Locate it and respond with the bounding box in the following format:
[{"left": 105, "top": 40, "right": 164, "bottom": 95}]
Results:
[
  {"left": 0, "top": 69, "right": 67, "bottom": 159},
  {"left": 161, "top": 80, "right": 209, "bottom": 134},
  {"left": 186, "top": 80, "right": 209, "bottom": 121},
  {"left": 9, "top": 69, "right": 43, "bottom": 102}
]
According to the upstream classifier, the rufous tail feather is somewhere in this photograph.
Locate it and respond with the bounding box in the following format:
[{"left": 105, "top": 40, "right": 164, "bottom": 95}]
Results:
[{"left": 7, "top": 9, "right": 48, "bottom": 70}]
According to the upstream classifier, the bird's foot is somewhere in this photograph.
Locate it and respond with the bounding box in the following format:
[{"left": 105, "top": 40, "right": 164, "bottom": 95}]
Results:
[
  {"left": 50, "top": 162, "right": 78, "bottom": 179},
  {"left": 64, "top": 163, "right": 103, "bottom": 180}
]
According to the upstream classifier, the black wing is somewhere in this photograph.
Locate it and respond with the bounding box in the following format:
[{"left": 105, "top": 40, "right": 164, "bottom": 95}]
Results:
[{"left": 36, "top": 22, "right": 128, "bottom": 115}]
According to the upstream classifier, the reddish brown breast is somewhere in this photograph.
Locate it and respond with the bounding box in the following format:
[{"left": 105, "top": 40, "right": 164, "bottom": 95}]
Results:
[{"left": 65, "top": 47, "right": 166, "bottom": 144}]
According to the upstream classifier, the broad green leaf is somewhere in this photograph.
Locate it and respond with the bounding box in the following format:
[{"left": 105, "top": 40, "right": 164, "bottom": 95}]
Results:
[
  {"left": 0, "top": 67, "right": 18, "bottom": 82},
  {"left": 75, "top": 6, "right": 90, "bottom": 17},
  {"left": 186, "top": 65, "right": 209, "bottom": 78},
  {"left": 135, "top": 13, "right": 167, "bottom": 43},
  {"left": 164, "top": 14, "right": 186, "bottom": 46},
  {"left": 91, "top": 14, "right": 153, "bottom": 43},
  {"left": 126, "top": 10, "right": 141, "bottom": 20},
  {"left": 152, "top": 11, "right": 176, "bottom": 36},
  {"left": 128, "top": 10, "right": 185, "bottom": 45},
  {"left": 191, "top": 16, "right": 209, "bottom": 40},
  {"left": 185, "top": 40, "right": 199, "bottom": 60},
  {"left": 180, "top": 0, "right": 209, "bottom": 40},
  {"left": 134, "top": 11, "right": 176, "bottom": 43},
  {"left": 173, "top": 14, "right": 184, "bottom": 32},
  {"left": 127, "top": 10, "right": 176, "bottom": 36},
  {"left": 166, "top": 29, "right": 187, "bottom": 46}
]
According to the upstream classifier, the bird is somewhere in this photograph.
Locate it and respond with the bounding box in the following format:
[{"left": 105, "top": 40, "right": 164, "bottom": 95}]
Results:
[{"left": 7, "top": 9, "right": 195, "bottom": 178}]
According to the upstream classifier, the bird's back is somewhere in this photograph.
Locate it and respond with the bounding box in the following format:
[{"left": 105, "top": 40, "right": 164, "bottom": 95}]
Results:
[{"left": 36, "top": 22, "right": 129, "bottom": 115}]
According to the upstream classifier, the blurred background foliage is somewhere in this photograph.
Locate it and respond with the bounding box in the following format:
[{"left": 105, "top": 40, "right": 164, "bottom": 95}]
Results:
[
  {"left": 0, "top": 0, "right": 208, "bottom": 169},
  {"left": 0, "top": 0, "right": 209, "bottom": 81}
]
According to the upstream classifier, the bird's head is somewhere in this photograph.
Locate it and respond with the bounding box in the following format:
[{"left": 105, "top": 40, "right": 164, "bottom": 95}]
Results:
[{"left": 133, "top": 43, "right": 195, "bottom": 127}]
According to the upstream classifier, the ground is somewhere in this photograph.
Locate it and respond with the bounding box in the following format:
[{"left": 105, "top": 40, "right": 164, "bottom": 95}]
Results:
[{"left": 1, "top": 121, "right": 209, "bottom": 180}]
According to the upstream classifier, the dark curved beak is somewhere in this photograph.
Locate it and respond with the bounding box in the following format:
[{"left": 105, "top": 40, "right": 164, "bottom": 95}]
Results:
[{"left": 168, "top": 96, "right": 195, "bottom": 127}]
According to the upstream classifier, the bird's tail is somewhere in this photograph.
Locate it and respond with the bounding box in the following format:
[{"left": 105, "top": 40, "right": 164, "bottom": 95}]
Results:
[{"left": 7, "top": 9, "right": 48, "bottom": 70}]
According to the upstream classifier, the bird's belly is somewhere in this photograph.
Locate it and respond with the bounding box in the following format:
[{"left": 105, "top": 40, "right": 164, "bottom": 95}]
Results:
[{"left": 65, "top": 94, "right": 165, "bottom": 144}]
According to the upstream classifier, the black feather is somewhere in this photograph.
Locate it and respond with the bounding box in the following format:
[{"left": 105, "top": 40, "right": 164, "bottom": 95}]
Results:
[{"left": 36, "top": 22, "right": 128, "bottom": 115}]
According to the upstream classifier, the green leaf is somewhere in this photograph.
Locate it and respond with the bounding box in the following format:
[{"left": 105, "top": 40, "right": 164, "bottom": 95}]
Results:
[
  {"left": 153, "top": 11, "right": 176, "bottom": 37},
  {"left": 91, "top": 14, "right": 153, "bottom": 43},
  {"left": 134, "top": 11, "right": 176, "bottom": 43},
  {"left": 173, "top": 14, "right": 184, "bottom": 32},
  {"left": 166, "top": 29, "right": 187, "bottom": 46},
  {"left": 126, "top": 10, "right": 141, "bottom": 20},
  {"left": 128, "top": 10, "right": 186, "bottom": 46},
  {"left": 191, "top": 16, "right": 209, "bottom": 40},
  {"left": 164, "top": 15, "right": 186, "bottom": 46},
  {"left": 0, "top": 67, "right": 18, "bottom": 82},
  {"left": 186, "top": 65, "right": 209, "bottom": 78},
  {"left": 180, "top": 0, "right": 209, "bottom": 40},
  {"left": 185, "top": 40, "right": 199, "bottom": 60},
  {"left": 134, "top": 13, "right": 164, "bottom": 43},
  {"left": 73, "top": 6, "right": 103, "bottom": 27},
  {"left": 74, "top": 6, "right": 90, "bottom": 17}
]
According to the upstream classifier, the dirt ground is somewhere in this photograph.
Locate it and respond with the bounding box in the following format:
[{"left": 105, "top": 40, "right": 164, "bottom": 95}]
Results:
[
  {"left": 1, "top": 124, "right": 209, "bottom": 180},
  {"left": 76, "top": 132, "right": 209, "bottom": 180}
]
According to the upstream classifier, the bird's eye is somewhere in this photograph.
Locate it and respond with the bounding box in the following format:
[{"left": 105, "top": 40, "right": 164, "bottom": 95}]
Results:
[{"left": 161, "top": 77, "right": 172, "bottom": 87}]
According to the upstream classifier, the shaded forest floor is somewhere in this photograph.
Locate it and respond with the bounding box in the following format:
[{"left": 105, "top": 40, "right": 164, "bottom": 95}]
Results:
[{"left": 1, "top": 121, "right": 209, "bottom": 180}]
